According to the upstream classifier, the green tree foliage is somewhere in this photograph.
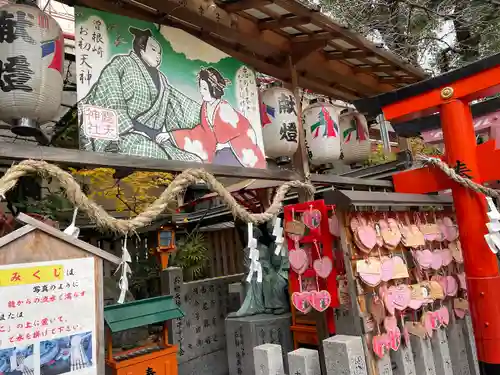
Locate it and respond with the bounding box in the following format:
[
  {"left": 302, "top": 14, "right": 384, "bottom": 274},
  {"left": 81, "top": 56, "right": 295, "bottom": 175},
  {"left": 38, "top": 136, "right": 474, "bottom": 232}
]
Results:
[
  {"left": 364, "top": 144, "right": 397, "bottom": 166},
  {"left": 170, "top": 232, "right": 209, "bottom": 281},
  {"left": 318, "top": 0, "right": 500, "bottom": 73}
]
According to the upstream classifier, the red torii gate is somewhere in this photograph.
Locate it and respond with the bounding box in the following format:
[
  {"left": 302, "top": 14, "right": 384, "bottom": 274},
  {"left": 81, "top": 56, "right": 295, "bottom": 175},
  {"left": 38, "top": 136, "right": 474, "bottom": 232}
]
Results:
[{"left": 355, "top": 53, "right": 500, "bottom": 375}]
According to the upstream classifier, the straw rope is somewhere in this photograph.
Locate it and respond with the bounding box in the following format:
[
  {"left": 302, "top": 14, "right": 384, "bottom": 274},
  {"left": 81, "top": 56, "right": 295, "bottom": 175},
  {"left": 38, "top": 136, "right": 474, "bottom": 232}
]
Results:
[
  {"left": 0, "top": 160, "right": 315, "bottom": 235},
  {"left": 418, "top": 155, "right": 500, "bottom": 198}
]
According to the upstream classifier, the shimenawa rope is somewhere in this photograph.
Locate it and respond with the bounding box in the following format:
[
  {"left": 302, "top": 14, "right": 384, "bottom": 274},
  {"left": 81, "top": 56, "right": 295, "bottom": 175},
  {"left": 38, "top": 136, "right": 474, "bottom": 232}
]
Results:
[
  {"left": 0, "top": 160, "right": 315, "bottom": 234},
  {"left": 418, "top": 155, "right": 500, "bottom": 198}
]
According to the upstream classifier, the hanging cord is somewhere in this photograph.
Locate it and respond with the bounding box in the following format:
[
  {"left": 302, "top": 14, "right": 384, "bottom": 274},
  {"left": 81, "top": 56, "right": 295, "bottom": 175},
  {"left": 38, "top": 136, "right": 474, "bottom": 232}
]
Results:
[{"left": 0, "top": 160, "right": 315, "bottom": 234}]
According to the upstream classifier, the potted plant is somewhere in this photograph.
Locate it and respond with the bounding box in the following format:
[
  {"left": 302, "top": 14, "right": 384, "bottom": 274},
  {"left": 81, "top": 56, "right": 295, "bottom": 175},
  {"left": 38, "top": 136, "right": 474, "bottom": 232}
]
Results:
[{"left": 170, "top": 232, "right": 209, "bottom": 281}]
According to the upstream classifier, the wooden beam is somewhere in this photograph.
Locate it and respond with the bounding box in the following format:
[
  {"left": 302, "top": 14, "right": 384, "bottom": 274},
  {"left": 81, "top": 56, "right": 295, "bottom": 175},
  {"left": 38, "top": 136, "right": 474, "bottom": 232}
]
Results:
[
  {"left": 134, "top": 0, "right": 289, "bottom": 57},
  {"left": 258, "top": 15, "right": 310, "bottom": 30},
  {"left": 73, "top": 0, "right": 397, "bottom": 97},
  {"left": 220, "top": 0, "right": 270, "bottom": 12},
  {"left": 292, "top": 31, "right": 336, "bottom": 42},
  {"left": 310, "top": 174, "right": 393, "bottom": 188},
  {"left": 326, "top": 51, "right": 376, "bottom": 60},
  {"left": 290, "top": 39, "right": 327, "bottom": 65},
  {"left": 77, "top": 0, "right": 160, "bottom": 24},
  {"left": 271, "top": 0, "right": 427, "bottom": 79},
  {"left": 300, "top": 53, "right": 381, "bottom": 95},
  {"left": 354, "top": 65, "right": 400, "bottom": 73},
  {"left": 0, "top": 142, "right": 303, "bottom": 181},
  {"left": 379, "top": 77, "right": 417, "bottom": 83}
]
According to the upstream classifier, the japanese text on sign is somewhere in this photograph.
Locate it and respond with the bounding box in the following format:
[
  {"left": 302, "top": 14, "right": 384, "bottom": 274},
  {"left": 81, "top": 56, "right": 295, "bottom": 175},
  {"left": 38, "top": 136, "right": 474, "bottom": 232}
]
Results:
[
  {"left": 81, "top": 104, "right": 119, "bottom": 141},
  {"left": 0, "top": 258, "right": 97, "bottom": 375},
  {"left": 0, "top": 264, "right": 64, "bottom": 286}
]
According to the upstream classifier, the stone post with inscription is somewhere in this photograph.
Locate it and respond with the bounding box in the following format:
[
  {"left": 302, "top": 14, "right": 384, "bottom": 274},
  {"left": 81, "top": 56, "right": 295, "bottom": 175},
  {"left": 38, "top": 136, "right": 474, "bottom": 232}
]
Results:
[
  {"left": 323, "top": 335, "right": 368, "bottom": 375},
  {"left": 463, "top": 316, "right": 481, "bottom": 375},
  {"left": 162, "top": 267, "right": 242, "bottom": 375},
  {"left": 430, "top": 327, "right": 453, "bottom": 375},
  {"left": 253, "top": 343, "right": 285, "bottom": 375},
  {"left": 410, "top": 336, "right": 436, "bottom": 375},
  {"left": 391, "top": 339, "right": 416, "bottom": 375},
  {"left": 288, "top": 348, "right": 321, "bottom": 375}
]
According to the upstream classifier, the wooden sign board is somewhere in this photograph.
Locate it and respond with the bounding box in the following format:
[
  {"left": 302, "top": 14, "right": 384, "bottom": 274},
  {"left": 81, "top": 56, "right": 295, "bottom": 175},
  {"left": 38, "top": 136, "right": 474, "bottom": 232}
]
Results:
[{"left": 0, "top": 213, "right": 120, "bottom": 375}]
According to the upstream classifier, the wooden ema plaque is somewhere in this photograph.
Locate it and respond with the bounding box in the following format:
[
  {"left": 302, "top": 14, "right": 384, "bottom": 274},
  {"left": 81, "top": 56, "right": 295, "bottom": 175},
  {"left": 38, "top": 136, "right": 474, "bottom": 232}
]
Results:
[{"left": 0, "top": 213, "right": 121, "bottom": 375}]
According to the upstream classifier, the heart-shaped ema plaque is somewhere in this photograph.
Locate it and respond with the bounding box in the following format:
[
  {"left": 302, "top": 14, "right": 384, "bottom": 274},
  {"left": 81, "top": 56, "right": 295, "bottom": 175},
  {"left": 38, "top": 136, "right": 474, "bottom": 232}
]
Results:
[
  {"left": 303, "top": 209, "right": 322, "bottom": 230},
  {"left": 446, "top": 276, "right": 458, "bottom": 297},
  {"left": 386, "top": 285, "right": 411, "bottom": 312},
  {"left": 329, "top": 216, "right": 340, "bottom": 237},
  {"left": 356, "top": 258, "right": 382, "bottom": 287},
  {"left": 308, "top": 290, "right": 331, "bottom": 312},
  {"left": 405, "top": 321, "right": 427, "bottom": 339},
  {"left": 370, "top": 296, "right": 386, "bottom": 325},
  {"left": 413, "top": 249, "right": 433, "bottom": 269},
  {"left": 289, "top": 248, "right": 308, "bottom": 273},
  {"left": 357, "top": 219, "right": 377, "bottom": 250},
  {"left": 292, "top": 292, "right": 312, "bottom": 313},
  {"left": 313, "top": 256, "right": 333, "bottom": 278},
  {"left": 372, "top": 334, "right": 388, "bottom": 359}
]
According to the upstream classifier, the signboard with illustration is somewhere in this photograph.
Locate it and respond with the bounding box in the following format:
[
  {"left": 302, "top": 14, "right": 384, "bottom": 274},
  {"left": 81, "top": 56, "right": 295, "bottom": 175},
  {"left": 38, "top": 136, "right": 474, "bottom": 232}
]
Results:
[
  {"left": 0, "top": 258, "right": 96, "bottom": 375},
  {"left": 75, "top": 7, "right": 265, "bottom": 168}
]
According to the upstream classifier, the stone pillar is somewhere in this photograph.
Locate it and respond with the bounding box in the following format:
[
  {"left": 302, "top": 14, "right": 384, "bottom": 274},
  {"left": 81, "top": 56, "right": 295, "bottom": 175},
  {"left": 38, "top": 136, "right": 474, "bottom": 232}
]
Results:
[
  {"left": 162, "top": 267, "right": 185, "bottom": 351},
  {"left": 288, "top": 348, "right": 321, "bottom": 375},
  {"left": 410, "top": 336, "right": 436, "bottom": 375},
  {"left": 431, "top": 328, "right": 453, "bottom": 375},
  {"left": 448, "top": 316, "right": 471, "bottom": 375},
  {"left": 253, "top": 344, "right": 285, "bottom": 375},
  {"left": 376, "top": 354, "right": 393, "bottom": 375},
  {"left": 391, "top": 340, "right": 416, "bottom": 375},
  {"left": 323, "top": 335, "right": 368, "bottom": 375},
  {"left": 463, "top": 316, "right": 480, "bottom": 375}
]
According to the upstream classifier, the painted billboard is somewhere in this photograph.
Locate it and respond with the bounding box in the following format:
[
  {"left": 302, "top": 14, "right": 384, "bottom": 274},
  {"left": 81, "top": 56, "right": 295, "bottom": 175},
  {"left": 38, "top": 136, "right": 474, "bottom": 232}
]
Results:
[{"left": 75, "top": 7, "right": 265, "bottom": 168}]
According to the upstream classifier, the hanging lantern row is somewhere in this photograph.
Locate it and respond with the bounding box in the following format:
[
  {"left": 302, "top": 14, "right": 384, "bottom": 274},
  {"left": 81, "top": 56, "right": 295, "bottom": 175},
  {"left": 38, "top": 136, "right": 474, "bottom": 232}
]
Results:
[
  {"left": 303, "top": 99, "right": 341, "bottom": 165},
  {"left": 260, "top": 85, "right": 299, "bottom": 164},
  {"left": 339, "top": 109, "right": 371, "bottom": 164},
  {"left": 0, "top": 2, "right": 63, "bottom": 138},
  {"left": 259, "top": 86, "right": 370, "bottom": 165}
]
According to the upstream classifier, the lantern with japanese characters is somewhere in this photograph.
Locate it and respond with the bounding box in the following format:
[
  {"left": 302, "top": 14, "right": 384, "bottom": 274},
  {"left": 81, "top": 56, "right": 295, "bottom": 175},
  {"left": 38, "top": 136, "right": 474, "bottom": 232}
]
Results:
[
  {"left": 0, "top": 3, "right": 63, "bottom": 137},
  {"left": 303, "top": 99, "right": 341, "bottom": 165},
  {"left": 339, "top": 109, "right": 371, "bottom": 164},
  {"left": 260, "top": 86, "right": 299, "bottom": 163}
]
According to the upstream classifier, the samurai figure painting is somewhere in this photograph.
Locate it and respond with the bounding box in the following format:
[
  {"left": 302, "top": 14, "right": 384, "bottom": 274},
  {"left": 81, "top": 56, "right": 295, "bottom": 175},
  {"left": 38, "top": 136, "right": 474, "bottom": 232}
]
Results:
[{"left": 79, "top": 26, "right": 265, "bottom": 168}]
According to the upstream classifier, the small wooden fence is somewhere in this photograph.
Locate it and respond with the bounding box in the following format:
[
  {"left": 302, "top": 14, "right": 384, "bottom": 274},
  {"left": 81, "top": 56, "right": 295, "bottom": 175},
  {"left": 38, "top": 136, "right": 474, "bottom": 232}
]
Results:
[{"left": 82, "top": 226, "right": 245, "bottom": 299}]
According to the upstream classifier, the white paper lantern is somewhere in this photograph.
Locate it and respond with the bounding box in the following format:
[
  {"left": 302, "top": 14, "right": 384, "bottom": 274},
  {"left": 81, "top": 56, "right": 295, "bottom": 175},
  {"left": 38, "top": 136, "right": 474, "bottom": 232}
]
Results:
[
  {"left": 0, "top": 3, "right": 63, "bottom": 136},
  {"left": 303, "top": 100, "right": 341, "bottom": 165},
  {"left": 339, "top": 110, "right": 371, "bottom": 164},
  {"left": 260, "top": 87, "right": 299, "bottom": 163}
]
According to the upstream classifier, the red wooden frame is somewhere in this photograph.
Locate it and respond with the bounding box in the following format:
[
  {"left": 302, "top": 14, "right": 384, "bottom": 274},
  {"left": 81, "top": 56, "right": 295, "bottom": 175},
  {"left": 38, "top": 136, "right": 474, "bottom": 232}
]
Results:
[
  {"left": 284, "top": 199, "right": 339, "bottom": 335},
  {"left": 385, "top": 67, "right": 500, "bottom": 365}
]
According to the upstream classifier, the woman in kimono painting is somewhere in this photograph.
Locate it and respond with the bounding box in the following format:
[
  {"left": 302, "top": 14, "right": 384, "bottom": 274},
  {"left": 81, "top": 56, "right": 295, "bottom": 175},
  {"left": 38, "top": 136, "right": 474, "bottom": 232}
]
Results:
[
  {"left": 80, "top": 27, "right": 202, "bottom": 162},
  {"left": 156, "top": 67, "right": 266, "bottom": 168}
]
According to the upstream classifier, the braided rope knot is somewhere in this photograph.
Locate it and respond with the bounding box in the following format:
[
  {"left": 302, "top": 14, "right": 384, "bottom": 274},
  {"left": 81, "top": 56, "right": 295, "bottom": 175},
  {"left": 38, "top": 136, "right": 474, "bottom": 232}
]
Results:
[
  {"left": 0, "top": 160, "right": 316, "bottom": 235},
  {"left": 417, "top": 155, "right": 500, "bottom": 198}
]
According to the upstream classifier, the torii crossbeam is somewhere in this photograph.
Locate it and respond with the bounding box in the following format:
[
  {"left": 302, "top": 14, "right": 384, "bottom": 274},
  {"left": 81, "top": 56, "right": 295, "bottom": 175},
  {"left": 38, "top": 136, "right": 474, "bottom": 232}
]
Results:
[{"left": 355, "top": 53, "right": 500, "bottom": 375}]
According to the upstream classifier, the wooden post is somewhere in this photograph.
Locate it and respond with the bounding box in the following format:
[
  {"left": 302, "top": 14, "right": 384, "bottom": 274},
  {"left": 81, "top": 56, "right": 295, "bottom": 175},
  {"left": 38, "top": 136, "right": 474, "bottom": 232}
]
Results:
[
  {"left": 289, "top": 56, "right": 328, "bottom": 375},
  {"left": 440, "top": 99, "right": 500, "bottom": 372}
]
